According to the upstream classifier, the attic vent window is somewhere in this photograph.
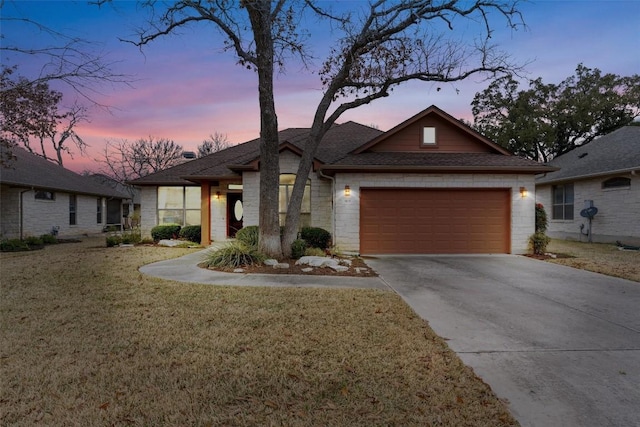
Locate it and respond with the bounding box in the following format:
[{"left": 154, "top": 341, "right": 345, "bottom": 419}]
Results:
[
  {"left": 422, "top": 127, "right": 437, "bottom": 145},
  {"left": 602, "top": 177, "right": 631, "bottom": 189},
  {"left": 35, "top": 191, "right": 55, "bottom": 201}
]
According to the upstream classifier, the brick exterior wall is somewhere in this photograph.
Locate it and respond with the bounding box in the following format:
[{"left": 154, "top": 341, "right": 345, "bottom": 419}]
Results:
[
  {"left": 333, "top": 173, "right": 536, "bottom": 254},
  {"left": 536, "top": 174, "right": 640, "bottom": 244},
  {"left": 0, "top": 185, "right": 107, "bottom": 238}
]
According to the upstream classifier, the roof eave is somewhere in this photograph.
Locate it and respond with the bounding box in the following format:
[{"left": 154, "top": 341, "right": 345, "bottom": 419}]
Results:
[
  {"left": 319, "top": 164, "right": 557, "bottom": 175},
  {"left": 2, "top": 181, "right": 127, "bottom": 198},
  {"left": 536, "top": 166, "right": 640, "bottom": 185}
]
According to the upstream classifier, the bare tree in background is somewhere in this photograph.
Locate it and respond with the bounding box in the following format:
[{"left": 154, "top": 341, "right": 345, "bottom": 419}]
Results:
[
  {"left": 0, "top": 67, "right": 88, "bottom": 166},
  {"left": 105, "top": 0, "right": 524, "bottom": 257},
  {"left": 198, "top": 132, "right": 230, "bottom": 157},
  {"left": 99, "top": 136, "right": 184, "bottom": 183},
  {"left": 0, "top": 5, "right": 129, "bottom": 164}
]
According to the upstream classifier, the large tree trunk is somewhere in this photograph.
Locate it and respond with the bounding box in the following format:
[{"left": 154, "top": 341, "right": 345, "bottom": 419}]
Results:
[{"left": 246, "top": 1, "right": 282, "bottom": 258}]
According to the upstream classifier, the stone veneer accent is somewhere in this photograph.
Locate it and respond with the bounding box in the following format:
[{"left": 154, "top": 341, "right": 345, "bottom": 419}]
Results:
[
  {"left": 333, "top": 173, "right": 536, "bottom": 254},
  {"left": 536, "top": 174, "right": 640, "bottom": 244}
]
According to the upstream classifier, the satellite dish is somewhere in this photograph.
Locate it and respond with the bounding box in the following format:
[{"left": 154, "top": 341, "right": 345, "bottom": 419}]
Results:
[{"left": 580, "top": 206, "right": 598, "bottom": 219}]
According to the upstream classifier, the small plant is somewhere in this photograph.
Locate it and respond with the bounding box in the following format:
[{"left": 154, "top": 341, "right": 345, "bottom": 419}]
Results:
[
  {"left": 179, "top": 225, "right": 201, "bottom": 243},
  {"left": 23, "top": 236, "right": 44, "bottom": 248},
  {"left": 203, "top": 241, "right": 265, "bottom": 268},
  {"left": 529, "top": 232, "right": 551, "bottom": 255},
  {"left": 300, "top": 227, "right": 332, "bottom": 250},
  {"left": 121, "top": 229, "right": 142, "bottom": 244},
  {"left": 151, "top": 224, "right": 182, "bottom": 242},
  {"left": 304, "top": 247, "right": 326, "bottom": 257},
  {"left": 40, "top": 234, "right": 58, "bottom": 245},
  {"left": 535, "top": 203, "right": 548, "bottom": 233},
  {"left": 0, "top": 239, "right": 30, "bottom": 252},
  {"left": 106, "top": 235, "right": 122, "bottom": 247},
  {"left": 235, "top": 225, "right": 260, "bottom": 248},
  {"left": 291, "top": 239, "right": 307, "bottom": 259}
]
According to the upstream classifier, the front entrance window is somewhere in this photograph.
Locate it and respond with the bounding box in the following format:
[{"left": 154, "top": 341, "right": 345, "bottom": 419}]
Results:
[
  {"left": 279, "top": 174, "right": 311, "bottom": 227},
  {"left": 157, "top": 186, "right": 201, "bottom": 226}
]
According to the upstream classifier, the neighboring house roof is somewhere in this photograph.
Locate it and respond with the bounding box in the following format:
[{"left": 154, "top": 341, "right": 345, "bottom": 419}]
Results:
[
  {"left": 536, "top": 126, "right": 640, "bottom": 185},
  {"left": 130, "top": 105, "right": 553, "bottom": 185},
  {"left": 0, "top": 146, "right": 128, "bottom": 199},
  {"left": 88, "top": 174, "right": 141, "bottom": 203}
]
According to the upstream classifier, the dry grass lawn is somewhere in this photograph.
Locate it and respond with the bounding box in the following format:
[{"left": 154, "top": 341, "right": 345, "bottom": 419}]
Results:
[
  {"left": 546, "top": 239, "right": 640, "bottom": 282},
  {"left": 1, "top": 238, "right": 517, "bottom": 426}
]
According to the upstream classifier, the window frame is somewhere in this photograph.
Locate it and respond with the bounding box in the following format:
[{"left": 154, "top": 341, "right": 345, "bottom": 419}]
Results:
[
  {"left": 602, "top": 177, "right": 631, "bottom": 190},
  {"left": 551, "top": 183, "right": 574, "bottom": 220},
  {"left": 157, "top": 186, "right": 201, "bottom": 226},
  {"left": 69, "top": 194, "right": 77, "bottom": 225},
  {"left": 278, "top": 174, "right": 311, "bottom": 227},
  {"left": 35, "top": 190, "right": 55, "bottom": 201}
]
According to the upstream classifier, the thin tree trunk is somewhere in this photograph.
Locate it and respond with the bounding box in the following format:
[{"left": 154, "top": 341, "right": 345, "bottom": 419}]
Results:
[{"left": 246, "top": 1, "right": 282, "bottom": 258}]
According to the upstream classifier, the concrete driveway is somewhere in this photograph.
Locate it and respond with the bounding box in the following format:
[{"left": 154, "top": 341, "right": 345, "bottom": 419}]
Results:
[{"left": 366, "top": 255, "right": 640, "bottom": 427}]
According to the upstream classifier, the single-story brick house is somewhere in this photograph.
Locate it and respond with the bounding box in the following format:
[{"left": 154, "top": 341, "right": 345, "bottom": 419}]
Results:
[
  {"left": 130, "top": 106, "right": 553, "bottom": 254},
  {"left": 536, "top": 126, "right": 640, "bottom": 245},
  {"left": 0, "top": 146, "right": 129, "bottom": 239}
]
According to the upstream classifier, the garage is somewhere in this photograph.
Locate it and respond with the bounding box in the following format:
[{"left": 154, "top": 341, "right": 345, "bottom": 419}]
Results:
[{"left": 360, "top": 188, "right": 511, "bottom": 254}]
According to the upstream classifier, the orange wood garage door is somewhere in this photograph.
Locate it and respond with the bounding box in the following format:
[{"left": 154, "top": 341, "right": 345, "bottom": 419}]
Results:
[{"left": 360, "top": 188, "right": 511, "bottom": 254}]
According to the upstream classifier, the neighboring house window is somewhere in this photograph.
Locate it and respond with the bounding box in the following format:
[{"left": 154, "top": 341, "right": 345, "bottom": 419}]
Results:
[
  {"left": 157, "top": 186, "right": 201, "bottom": 226},
  {"left": 279, "top": 174, "right": 311, "bottom": 227},
  {"left": 552, "top": 184, "right": 574, "bottom": 220},
  {"left": 97, "top": 198, "right": 103, "bottom": 224},
  {"left": 69, "top": 194, "right": 77, "bottom": 225},
  {"left": 35, "top": 191, "right": 55, "bottom": 201},
  {"left": 602, "top": 177, "right": 631, "bottom": 189},
  {"left": 422, "top": 126, "right": 436, "bottom": 145}
]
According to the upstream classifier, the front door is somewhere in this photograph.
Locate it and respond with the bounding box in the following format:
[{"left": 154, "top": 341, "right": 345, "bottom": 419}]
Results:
[{"left": 227, "top": 193, "right": 243, "bottom": 237}]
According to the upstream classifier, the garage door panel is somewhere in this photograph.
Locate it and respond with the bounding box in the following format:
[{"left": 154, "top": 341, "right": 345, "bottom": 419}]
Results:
[{"left": 360, "top": 189, "right": 510, "bottom": 254}]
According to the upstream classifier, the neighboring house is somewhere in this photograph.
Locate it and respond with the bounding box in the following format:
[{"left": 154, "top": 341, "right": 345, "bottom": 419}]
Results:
[
  {"left": 536, "top": 126, "right": 640, "bottom": 245},
  {"left": 130, "top": 106, "right": 552, "bottom": 254},
  {"left": 0, "top": 146, "right": 129, "bottom": 239},
  {"left": 88, "top": 174, "right": 141, "bottom": 229}
]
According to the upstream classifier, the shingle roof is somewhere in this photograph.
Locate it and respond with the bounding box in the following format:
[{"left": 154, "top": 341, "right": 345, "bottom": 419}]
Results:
[
  {"left": 1, "top": 146, "right": 128, "bottom": 198},
  {"left": 129, "top": 123, "right": 384, "bottom": 185},
  {"left": 536, "top": 126, "right": 640, "bottom": 185},
  {"left": 323, "top": 152, "right": 552, "bottom": 172}
]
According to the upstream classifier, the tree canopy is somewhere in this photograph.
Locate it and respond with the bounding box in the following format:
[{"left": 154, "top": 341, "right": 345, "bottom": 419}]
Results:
[{"left": 471, "top": 64, "right": 640, "bottom": 162}]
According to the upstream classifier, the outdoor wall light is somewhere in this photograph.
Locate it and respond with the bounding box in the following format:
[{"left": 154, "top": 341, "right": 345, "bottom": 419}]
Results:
[
  {"left": 344, "top": 185, "right": 351, "bottom": 197},
  {"left": 216, "top": 191, "right": 221, "bottom": 200},
  {"left": 520, "top": 187, "right": 528, "bottom": 198}
]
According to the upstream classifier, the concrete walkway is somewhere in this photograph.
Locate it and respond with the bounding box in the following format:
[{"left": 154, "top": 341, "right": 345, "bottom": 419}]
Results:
[{"left": 139, "top": 249, "right": 390, "bottom": 290}]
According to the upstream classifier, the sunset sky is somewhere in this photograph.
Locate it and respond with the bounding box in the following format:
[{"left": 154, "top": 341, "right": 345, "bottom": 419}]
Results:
[{"left": 2, "top": 0, "right": 639, "bottom": 173}]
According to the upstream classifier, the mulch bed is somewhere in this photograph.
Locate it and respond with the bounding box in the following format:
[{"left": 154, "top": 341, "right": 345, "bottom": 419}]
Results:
[
  {"left": 523, "top": 253, "right": 575, "bottom": 260},
  {"left": 204, "top": 257, "right": 378, "bottom": 277}
]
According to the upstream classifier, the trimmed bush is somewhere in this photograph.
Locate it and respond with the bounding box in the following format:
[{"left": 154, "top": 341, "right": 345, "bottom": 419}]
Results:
[
  {"left": 236, "top": 226, "right": 260, "bottom": 248},
  {"left": 529, "top": 232, "right": 551, "bottom": 255},
  {"left": 304, "top": 247, "right": 326, "bottom": 257},
  {"left": 203, "top": 242, "right": 265, "bottom": 268},
  {"left": 535, "top": 203, "right": 548, "bottom": 233},
  {"left": 24, "top": 236, "right": 44, "bottom": 248},
  {"left": 0, "top": 239, "right": 30, "bottom": 252},
  {"left": 179, "top": 225, "right": 201, "bottom": 243},
  {"left": 151, "top": 224, "right": 181, "bottom": 242},
  {"left": 300, "top": 227, "right": 332, "bottom": 250},
  {"left": 40, "top": 234, "right": 58, "bottom": 245},
  {"left": 121, "top": 230, "right": 142, "bottom": 244},
  {"left": 291, "top": 239, "right": 307, "bottom": 259},
  {"left": 106, "top": 236, "right": 121, "bottom": 247}
]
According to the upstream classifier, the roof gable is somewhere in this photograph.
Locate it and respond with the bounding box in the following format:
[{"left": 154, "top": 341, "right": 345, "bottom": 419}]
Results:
[
  {"left": 352, "top": 105, "right": 511, "bottom": 155},
  {"left": 536, "top": 126, "right": 640, "bottom": 185},
  {"left": 0, "top": 146, "right": 128, "bottom": 198}
]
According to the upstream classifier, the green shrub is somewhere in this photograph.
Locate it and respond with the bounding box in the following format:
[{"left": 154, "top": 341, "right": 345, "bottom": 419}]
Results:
[
  {"left": 24, "top": 236, "right": 44, "bottom": 247},
  {"left": 535, "top": 203, "right": 548, "bottom": 233},
  {"left": 40, "top": 234, "right": 58, "bottom": 245},
  {"left": 106, "top": 235, "right": 122, "bottom": 247},
  {"left": 304, "top": 247, "right": 326, "bottom": 257},
  {"left": 300, "top": 227, "right": 332, "bottom": 249},
  {"left": 291, "top": 239, "right": 307, "bottom": 259},
  {"left": 121, "top": 229, "right": 142, "bottom": 244},
  {"left": 151, "top": 224, "right": 182, "bottom": 242},
  {"left": 529, "top": 232, "right": 551, "bottom": 255},
  {"left": 203, "top": 242, "right": 265, "bottom": 268},
  {"left": 0, "top": 239, "right": 30, "bottom": 252},
  {"left": 235, "top": 225, "right": 260, "bottom": 248},
  {"left": 179, "top": 225, "right": 201, "bottom": 243}
]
